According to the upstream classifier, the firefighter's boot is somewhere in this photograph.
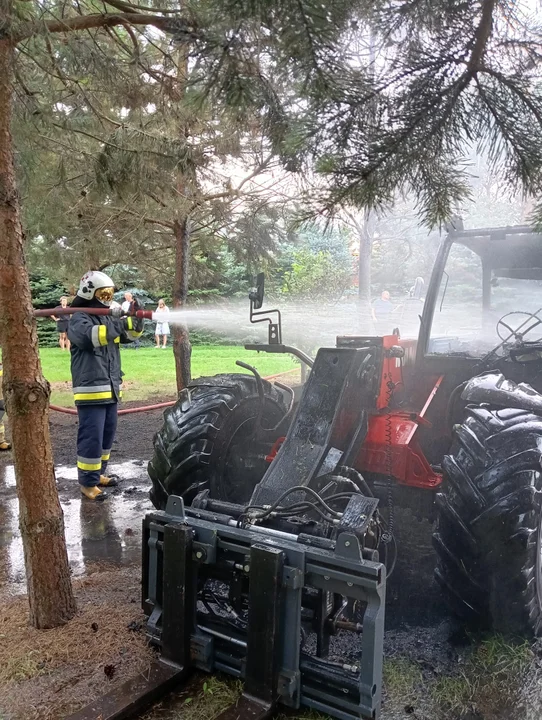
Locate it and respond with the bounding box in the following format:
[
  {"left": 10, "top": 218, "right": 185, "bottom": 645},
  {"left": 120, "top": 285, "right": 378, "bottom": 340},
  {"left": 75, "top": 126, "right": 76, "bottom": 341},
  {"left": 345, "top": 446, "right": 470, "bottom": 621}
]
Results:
[
  {"left": 80, "top": 485, "right": 108, "bottom": 501},
  {"left": 99, "top": 475, "right": 118, "bottom": 487},
  {"left": 0, "top": 441, "right": 11, "bottom": 451}
]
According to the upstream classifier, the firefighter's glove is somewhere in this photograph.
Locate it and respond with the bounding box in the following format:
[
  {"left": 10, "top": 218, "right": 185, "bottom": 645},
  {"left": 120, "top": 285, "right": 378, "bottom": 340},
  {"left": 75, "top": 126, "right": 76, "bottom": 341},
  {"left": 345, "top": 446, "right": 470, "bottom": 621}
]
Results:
[
  {"left": 110, "top": 305, "right": 124, "bottom": 319},
  {"left": 122, "top": 315, "right": 144, "bottom": 335}
]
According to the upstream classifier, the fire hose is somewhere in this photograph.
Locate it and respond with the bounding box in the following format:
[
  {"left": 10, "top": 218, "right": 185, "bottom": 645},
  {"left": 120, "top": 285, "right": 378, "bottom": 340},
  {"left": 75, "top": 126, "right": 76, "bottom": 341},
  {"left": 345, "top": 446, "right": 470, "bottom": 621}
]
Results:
[
  {"left": 48, "top": 369, "right": 297, "bottom": 417},
  {"left": 33, "top": 307, "right": 154, "bottom": 320},
  {"left": 33, "top": 306, "right": 298, "bottom": 416}
]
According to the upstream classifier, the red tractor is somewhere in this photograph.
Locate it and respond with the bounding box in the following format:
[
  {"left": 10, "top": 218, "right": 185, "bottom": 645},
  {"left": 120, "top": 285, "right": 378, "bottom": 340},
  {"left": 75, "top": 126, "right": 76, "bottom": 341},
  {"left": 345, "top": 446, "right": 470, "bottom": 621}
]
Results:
[{"left": 149, "top": 222, "right": 542, "bottom": 641}]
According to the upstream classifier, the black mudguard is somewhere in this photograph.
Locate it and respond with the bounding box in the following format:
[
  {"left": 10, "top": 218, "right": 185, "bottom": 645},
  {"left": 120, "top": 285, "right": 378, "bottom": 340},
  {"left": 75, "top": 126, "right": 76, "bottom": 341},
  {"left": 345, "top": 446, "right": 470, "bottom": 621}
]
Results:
[{"left": 461, "top": 371, "right": 542, "bottom": 415}]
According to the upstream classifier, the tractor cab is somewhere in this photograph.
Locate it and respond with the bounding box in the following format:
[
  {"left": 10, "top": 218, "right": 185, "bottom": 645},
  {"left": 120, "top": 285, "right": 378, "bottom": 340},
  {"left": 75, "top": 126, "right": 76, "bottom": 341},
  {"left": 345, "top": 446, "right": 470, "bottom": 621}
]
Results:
[
  {"left": 419, "top": 224, "right": 542, "bottom": 370},
  {"left": 407, "top": 225, "right": 542, "bottom": 451}
]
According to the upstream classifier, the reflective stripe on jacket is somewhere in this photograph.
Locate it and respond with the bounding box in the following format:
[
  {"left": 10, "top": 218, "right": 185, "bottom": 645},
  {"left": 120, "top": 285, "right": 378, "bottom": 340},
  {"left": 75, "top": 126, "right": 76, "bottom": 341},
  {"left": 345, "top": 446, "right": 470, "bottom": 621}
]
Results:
[{"left": 68, "top": 313, "right": 142, "bottom": 405}]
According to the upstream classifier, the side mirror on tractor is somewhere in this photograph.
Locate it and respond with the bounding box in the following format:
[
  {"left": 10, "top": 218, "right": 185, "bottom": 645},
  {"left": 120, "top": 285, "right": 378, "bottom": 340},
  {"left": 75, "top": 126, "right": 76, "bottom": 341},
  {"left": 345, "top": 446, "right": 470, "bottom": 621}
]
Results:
[{"left": 248, "top": 272, "right": 265, "bottom": 310}]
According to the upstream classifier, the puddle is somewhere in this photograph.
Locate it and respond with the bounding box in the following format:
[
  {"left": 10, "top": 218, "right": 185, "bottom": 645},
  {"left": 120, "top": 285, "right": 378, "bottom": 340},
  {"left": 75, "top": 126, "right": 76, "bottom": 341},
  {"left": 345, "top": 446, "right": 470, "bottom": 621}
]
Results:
[{"left": 0, "top": 460, "right": 153, "bottom": 592}]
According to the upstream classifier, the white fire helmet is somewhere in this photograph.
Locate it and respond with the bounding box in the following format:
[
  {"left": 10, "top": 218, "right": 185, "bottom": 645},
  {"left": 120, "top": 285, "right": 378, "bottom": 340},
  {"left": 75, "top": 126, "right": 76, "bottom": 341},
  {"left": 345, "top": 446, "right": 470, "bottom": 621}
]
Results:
[{"left": 77, "top": 270, "right": 115, "bottom": 305}]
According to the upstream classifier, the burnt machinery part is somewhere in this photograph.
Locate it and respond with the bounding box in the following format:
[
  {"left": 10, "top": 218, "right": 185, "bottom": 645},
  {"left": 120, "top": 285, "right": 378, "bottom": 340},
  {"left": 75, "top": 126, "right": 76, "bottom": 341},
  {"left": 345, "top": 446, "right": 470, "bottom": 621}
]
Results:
[
  {"left": 148, "top": 374, "right": 289, "bottom": 510},
  {"left": 433, "top": 405, "right": 542, "bottom": 636}
]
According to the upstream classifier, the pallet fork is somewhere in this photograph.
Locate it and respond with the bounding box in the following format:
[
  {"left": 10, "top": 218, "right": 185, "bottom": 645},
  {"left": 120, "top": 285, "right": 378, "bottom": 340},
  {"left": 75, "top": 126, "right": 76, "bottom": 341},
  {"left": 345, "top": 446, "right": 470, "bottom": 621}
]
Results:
[{"left": 142, "top": 494, "right": 385, "bottom": 720}]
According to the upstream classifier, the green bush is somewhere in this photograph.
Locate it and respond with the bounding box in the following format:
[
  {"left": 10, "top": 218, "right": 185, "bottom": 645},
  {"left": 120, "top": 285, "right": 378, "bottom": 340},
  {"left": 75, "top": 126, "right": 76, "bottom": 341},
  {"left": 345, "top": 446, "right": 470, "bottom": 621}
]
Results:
[
  {"left": 282, "top": 247, "right": 352, "bottom": 301},
  {"left": 36, "top": 318, "right": 61, "bottom": 348},
  {"left": 29, "top": 273, "right": 67, "bottom": 308},
  {"left": 272, "top": 226, "right": 354, "bottom": 302}
]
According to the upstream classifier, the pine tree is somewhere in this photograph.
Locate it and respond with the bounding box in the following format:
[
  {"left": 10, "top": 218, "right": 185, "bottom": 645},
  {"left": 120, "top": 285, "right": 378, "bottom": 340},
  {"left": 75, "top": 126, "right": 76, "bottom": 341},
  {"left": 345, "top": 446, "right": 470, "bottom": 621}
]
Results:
[{"left": 295, "top": 1, "right": 542, "bottom": 226}]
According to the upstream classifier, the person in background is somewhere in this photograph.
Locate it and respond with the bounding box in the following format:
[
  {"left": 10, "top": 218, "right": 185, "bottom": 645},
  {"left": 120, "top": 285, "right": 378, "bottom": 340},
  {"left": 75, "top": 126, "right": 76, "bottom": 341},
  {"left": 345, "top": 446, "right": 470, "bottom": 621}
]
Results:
[
  {"left": 121, "top": 291, "right": 141, "bottom": 349},
  {"left": 51, "top": 296, "right": 71, "bottom": 351},
  {"left": 68, "top": 271, "right": 144, "bottom": 501},
  {"left": 154, "top": 298, "right": 170, "bottom": 349},
  {"left": 0, "top": 359, "right": 11, "bottom": 451},
  {"left": 121, "top": 291, "right": 133, "bottom": 314},
  {"left": 371, "top": 290, "right": 393, "bottom": 333}
]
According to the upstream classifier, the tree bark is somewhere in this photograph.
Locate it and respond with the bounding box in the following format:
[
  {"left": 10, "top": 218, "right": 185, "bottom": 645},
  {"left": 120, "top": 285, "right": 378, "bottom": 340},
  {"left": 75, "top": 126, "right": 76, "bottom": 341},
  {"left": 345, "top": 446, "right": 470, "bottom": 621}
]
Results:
[
  {"left": 172, "top": 216, "right": 192, "bottom": 391},
  {"left": 171, "top": 41, "right": 192, "bottom": 392},
  {"left": 357, "top": 213, "right": 373, "bottom": 304},
  {"left": 0, "top": 16, "right": 76, "bottom": 628},
  {"left": 355, "top": 209, "right": 374, "bottom": 333}
]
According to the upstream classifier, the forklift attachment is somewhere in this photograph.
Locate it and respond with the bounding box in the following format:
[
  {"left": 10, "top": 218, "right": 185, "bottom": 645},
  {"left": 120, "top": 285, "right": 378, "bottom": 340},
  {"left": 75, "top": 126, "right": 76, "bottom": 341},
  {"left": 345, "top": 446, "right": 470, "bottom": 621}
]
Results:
[{"left": 142, "top": 495, "right": 386, "bottom": 720}]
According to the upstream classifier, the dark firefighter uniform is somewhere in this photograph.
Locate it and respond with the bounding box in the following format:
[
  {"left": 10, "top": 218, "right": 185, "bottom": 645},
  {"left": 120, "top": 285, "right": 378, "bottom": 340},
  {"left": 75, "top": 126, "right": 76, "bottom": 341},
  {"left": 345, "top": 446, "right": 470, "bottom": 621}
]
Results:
[{"left": 68, "top": 312, "right": 143, "bottom": 497}]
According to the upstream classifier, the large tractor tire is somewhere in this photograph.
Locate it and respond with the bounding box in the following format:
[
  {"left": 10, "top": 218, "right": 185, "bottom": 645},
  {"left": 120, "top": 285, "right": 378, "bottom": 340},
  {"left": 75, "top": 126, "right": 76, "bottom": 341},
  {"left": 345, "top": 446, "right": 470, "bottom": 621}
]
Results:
[
  {"left": 148, "top": 374, "right": 289, "bottom": 511},
  {"left": 434, "top": 405, "right": 542, "bottom": 637}
]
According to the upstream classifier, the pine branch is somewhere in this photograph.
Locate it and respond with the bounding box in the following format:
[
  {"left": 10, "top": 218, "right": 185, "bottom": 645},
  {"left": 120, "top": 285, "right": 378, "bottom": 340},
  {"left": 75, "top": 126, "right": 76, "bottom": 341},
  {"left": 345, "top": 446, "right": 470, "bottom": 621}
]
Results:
[
  {"left": 91, "top": 203, "right": 175, "bottom": 230},
  {"left": 115, "top": 20, "right": 139, "bottom": 58},
  {"left": 50, "top": 122, "right": 181, "bottom": 160},
  {"left": 479, "top": 65, "right": 542, "bottom": 126},
  {"left": 102, "top": 0, "right": 140, "bottom": 14},
  {"left": 466, "top": 0, "right": 496, "bottom": 75},
  {"left": 12, "top": 12, "right": 197, "bottom": 44},
  {"left": 103, "top": 0, "right": 181, "bottom": 14},
  {"left": 145, "top": 190, "right": 168, "bottom": 207},
  {"left": 236, "top": 153, "right": 274, "bottom": 191},
  {"left": 36, "top": 132, "right": 95, "bottom": 157}
]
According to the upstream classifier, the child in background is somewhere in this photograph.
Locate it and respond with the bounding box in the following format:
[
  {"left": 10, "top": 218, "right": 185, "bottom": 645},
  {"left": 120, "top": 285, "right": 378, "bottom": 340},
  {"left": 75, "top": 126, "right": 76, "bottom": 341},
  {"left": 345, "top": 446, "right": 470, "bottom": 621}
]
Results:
[
  {"left": 51, "top": 296, "right": 71, "bottom": 350},
  {"left": 154, "top": 299, "right": 170, "bottom": 349}
]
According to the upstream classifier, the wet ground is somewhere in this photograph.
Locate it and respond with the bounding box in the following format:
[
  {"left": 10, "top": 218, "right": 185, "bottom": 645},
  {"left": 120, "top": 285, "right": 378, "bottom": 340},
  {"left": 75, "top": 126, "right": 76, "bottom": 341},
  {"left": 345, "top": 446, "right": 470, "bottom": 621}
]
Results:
[{"left": 0, "top": 406, "right": 165, "bottom": 593}]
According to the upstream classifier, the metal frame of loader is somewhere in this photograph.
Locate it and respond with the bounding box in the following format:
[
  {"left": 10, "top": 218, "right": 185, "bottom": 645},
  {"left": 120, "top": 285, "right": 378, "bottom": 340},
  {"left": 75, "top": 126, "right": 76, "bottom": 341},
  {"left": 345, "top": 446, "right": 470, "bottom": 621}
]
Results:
[
  {"left": 142, "top": 497, "right": 385, "bottom": 720},
  {"left": 141, "top": 343, "right": 390, "bottom": 720},
  {"left": 69, "top": 343, "right": 390, "bottom": 720}
]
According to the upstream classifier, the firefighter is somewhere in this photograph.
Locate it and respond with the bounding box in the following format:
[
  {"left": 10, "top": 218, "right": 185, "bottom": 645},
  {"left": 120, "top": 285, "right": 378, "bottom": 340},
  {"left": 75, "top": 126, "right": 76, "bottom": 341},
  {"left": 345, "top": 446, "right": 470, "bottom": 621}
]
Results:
[
  {"left": 68, "top": 271, "right": 144, "bottom": 501},
  {"left": 0, "top": 359, "right": 11, "bottom": 452}
]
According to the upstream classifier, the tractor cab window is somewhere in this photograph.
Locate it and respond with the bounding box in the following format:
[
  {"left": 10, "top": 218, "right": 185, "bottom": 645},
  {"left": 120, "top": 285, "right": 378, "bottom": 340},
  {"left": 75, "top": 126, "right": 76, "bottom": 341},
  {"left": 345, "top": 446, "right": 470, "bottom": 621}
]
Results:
[
  {"left": 429, "top": 240, "right": 542, "bottom": 357},
  {"left": 429, "top": 243, "right": 484, "bottom": 355}
]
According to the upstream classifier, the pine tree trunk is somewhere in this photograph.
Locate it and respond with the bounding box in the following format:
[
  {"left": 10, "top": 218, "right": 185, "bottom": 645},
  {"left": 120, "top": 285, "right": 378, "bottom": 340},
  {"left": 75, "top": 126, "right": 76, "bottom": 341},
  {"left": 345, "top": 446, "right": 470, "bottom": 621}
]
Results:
[
  {"left": 170, "top": 42, "right": 192, "bottom": 392},
  {"left": 357, "top": 210, "right": 374, "bottom": 333},
  {"left": 172, "top": 216, "right": 192, "bottom": 391},
  {"left": 0, "top": 20, "right": 76, "bottom": 628},
  {"left": 358, "top": 229, "right": 372, "bottom": 303}
]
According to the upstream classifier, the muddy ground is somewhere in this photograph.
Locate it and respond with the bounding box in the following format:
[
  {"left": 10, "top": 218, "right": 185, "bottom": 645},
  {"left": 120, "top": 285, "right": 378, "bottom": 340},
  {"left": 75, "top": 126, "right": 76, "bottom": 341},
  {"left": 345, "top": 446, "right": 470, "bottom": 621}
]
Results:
[
  {"left": 0, "top": 406, "right": 160, "bottom": 592},
  {"left": 0, "top": 406, "right": 540, "bottom": 719}
]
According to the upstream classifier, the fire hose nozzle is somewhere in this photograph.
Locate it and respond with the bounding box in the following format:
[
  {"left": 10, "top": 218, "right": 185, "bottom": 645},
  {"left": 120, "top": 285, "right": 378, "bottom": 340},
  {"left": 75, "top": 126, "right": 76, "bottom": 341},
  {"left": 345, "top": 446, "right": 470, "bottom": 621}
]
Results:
[{"left": 134, "top": 309, "right": 154, "bottom": 320}]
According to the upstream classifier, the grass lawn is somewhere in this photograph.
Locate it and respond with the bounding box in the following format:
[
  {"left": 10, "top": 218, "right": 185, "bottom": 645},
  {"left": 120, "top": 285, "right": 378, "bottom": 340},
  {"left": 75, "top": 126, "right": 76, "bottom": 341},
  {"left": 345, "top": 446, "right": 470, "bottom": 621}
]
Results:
[{"left": 40, "top": 345, "right": 299, "bottom": 406}]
